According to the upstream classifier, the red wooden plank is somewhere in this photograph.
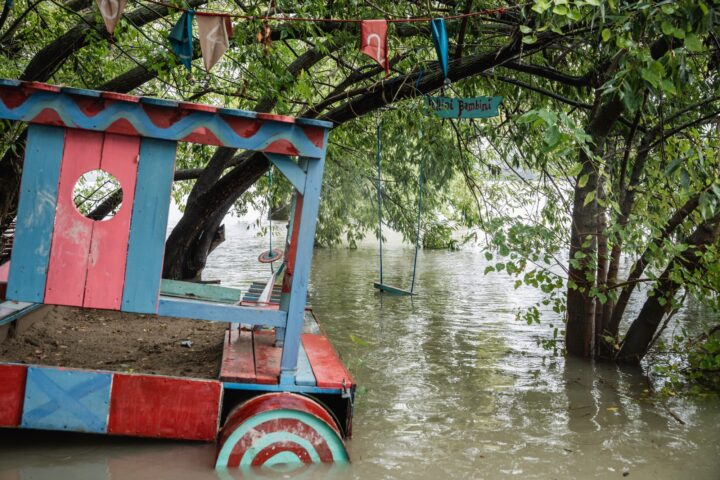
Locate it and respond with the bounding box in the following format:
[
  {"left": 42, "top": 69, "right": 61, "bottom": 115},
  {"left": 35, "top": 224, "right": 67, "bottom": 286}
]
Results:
[
  {"left": 108, "top": 374, "right": 221, "bottom": 441},
  {"left": 0, "top": 261, "right": 9, "bottom": 283},
  {"left": 253, "top": 330, "right": 280, "bottom": 385},
  {"left": 0, "top": 262, "right": 7, "bottom": 298},
  {"left": 0, "top": 364, "right": 27, "bottom": 427},
  {"left": 301, "top": 334, "right": 355, "bottom": 389},
  {"left": 220, "top": 329, "right": 256, "bottom": 383},
  {"left": 44, "top": 129, "right": 103, "bottom": 307},
  {"left": 83, "top": 134, "right": 140, "bottom": 310}
]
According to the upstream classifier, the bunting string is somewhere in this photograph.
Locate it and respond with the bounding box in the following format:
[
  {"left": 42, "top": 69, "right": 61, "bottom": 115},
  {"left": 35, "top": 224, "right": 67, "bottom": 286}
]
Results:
[
  {"left": 138, "top": 0, "right": 517, "bottom": 23},
  {"left": 98, "top": 0, "right": 525, "bottom": 73}
]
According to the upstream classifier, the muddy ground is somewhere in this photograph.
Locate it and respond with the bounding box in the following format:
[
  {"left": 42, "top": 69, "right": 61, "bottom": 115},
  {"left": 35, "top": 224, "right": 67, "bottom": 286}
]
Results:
[{"left": 0, "top": 306, "right": 226, "bottom": 379}]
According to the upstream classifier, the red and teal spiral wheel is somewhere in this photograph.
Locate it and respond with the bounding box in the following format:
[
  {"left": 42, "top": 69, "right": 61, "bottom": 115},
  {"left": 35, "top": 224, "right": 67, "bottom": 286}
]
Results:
[{"left": 215, "top": 392, "right": 349, "bottom": 469}]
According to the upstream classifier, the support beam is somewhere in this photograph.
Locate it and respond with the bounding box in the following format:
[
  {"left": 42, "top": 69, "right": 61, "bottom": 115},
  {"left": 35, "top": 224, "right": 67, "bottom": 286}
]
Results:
[
  {"left": 157, "top": 297, "right": 287, "bottom": 328},
  {"left": 265, "top": 153, "right": 307, "bottom": 194}
]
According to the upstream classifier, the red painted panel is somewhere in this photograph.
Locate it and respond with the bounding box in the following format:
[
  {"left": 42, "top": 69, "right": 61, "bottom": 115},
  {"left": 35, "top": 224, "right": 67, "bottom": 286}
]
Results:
[
  {"left": 254, "top": 330, "right": 280, "bottom": 385},
  {"left": 108, "top": 374, "right": 221, "bottom": 441},
  {"left": 31, "top": 108, "right": 65, "bottom": 126},
  {"left": 182, "top": 127, "right": 223, "bottom": 146},
  {"left": 265, "top": 139, "right": 300, "bottom": 156},
  {"left": 105, "top": 118, "right": 141, "bottom": 137},
  {"left": 74, "top": 97, "right": 105, "bottom": 117},
  {"left": 44, "top": 129, "right": 102, "bottom": 307},
  {"left": 0, "top": 364, "right": 27, "bottom": 427},
  {"left": 0, "top": 86, "right": 30, "bottom": 109},
  {"left": 220, "top": 329, "right": 256, "bottom": 383},
  {"left": 302, "top": 125, "right": 326, "bottom": 148},
  {"left": 302, "top": 334, "right": 355, "bottom": 389},
  {"left": 179, "top": 102, "right": 217, "bottom": 113},
  {"left": 257, "top": 113, "right": 296, "bottom": 124},
  {"left": 83, "top": 134, "right": 139, "bottom": 310},
  {"left": 224, "top": 117, "right": 262, "bottom": 138},
  {"left": 142, "top": 104, "right": 185, "bottom": 128},
  {"left": 101, "top": 92, "right": 140, "bottom": 103},
  {"left": 281, "top": 195, "right": 304, "bottom": 295}
]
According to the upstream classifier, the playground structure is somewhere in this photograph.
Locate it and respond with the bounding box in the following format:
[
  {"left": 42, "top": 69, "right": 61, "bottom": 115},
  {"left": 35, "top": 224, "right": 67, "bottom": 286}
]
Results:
[{"left": 0, "top": 79, "right": 354, "bottom": 469}]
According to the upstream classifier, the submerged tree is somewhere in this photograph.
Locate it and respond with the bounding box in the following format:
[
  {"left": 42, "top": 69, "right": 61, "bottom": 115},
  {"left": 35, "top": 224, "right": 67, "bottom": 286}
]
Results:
[{"left": 0, "top": 0, "right": 718, "bottom": 375}]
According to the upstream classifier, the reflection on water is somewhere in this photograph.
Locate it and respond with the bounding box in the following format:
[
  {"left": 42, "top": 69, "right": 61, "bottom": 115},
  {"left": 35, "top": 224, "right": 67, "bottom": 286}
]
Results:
[{"left": 1, "top": 222, "right": 718, "bottom": 479}]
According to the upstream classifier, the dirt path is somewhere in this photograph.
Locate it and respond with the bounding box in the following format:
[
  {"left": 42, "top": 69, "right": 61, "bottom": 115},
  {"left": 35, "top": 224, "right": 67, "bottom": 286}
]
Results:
[{"left": 0, "top": 306, "right": 226, "bottom": 379}]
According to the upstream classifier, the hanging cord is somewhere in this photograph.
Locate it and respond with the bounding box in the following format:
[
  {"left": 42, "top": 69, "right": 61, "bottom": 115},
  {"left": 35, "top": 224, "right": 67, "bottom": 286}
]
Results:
[
  {"left": 410, "top": 150, "right": 423, "bottom": 294},
  {"left": 267, "top": 167, "right": 274, "bottom": 274},
  {"left": 410, "top": 74, "right": 425, "bottom": 294},
  {"left": 376, "top": 119, "right": 384, "bottom": 285}
]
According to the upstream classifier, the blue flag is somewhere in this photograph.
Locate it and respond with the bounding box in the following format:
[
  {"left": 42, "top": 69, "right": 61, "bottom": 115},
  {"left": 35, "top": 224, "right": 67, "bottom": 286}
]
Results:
[
  {"left": 169, "top": 10, "right": 195, "bottom": 71},
  {"left": 430, "top": 18, "right": 449, "bottom": 81}
]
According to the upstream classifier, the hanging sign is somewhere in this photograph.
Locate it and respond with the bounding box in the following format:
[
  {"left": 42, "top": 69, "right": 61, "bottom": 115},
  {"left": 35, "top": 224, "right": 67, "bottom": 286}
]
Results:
[{"left": 426, "top": 96, "right": 503, "bottom": 119}]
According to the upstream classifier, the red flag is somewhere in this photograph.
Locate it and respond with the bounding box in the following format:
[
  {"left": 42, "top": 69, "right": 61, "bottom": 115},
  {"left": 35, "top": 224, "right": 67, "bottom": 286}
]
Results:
[{"left": 360, "top": 20, "right": 389, "bottom": 76}]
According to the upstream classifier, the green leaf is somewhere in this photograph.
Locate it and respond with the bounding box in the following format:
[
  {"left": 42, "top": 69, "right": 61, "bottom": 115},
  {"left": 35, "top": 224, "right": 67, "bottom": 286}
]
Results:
[
  {"left": 601, "top": 28, "right": 612, "bottom": 42},
  {"left": 583, "top": 190, "right": 596, "bottom": 206},
  {"left": 685, "top": 33, "right": 704, "bottom": 52},
  {"left": 578, "top": 173, "right": 589, "bottom": 188},
  {"left": 664, "top": 158, "right": 683, "bottom": 176},
  {"left": 552, "top": 4, "right": 568, "bottom": 15},
  {"left": 522, "top": 35, "right": 538, "bottom": 45},
  {"left": 519, "top": 25, "right": 533, "bottom": 34},
  {"left": 568, "top": 163, "right": 583, "bottom": 177}
]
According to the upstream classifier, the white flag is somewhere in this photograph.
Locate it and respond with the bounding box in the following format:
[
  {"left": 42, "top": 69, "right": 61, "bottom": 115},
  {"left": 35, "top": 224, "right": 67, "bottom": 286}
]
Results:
[
  {"left": 96, "top": 0, "right": 128, "bottom": 34},
  {"left": 197, "top": 15, "right": 233, "bottom": 72}
]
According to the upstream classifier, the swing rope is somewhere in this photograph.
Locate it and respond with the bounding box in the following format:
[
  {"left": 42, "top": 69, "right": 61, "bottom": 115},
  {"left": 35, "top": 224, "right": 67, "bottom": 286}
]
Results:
[
  {"left": 374, "top": 113, "right": 423, "bottom": 296},
  {"left": 376, "top": 121, "right": 384, "bottom": 286}
]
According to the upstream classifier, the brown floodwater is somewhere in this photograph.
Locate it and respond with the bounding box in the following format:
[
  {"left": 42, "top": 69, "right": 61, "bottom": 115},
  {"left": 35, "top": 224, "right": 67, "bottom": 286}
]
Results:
[{"left": 1, "top": 222, "right": 718, "bottom": 479}]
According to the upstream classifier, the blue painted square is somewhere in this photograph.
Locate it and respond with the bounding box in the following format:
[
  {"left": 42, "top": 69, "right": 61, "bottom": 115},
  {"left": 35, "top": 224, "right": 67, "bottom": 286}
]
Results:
[{"left": 21, "top": 367, "right": 112, "bottom": 434}]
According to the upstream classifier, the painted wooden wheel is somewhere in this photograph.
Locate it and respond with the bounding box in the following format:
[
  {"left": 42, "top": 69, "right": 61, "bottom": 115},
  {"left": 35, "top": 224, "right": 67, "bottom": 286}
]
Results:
[
  {"left": 258, "top": 248, "right": 283, "bottom": 263},
  {"left": 215, "top": 392, "right": 349, "bottom": 469}
]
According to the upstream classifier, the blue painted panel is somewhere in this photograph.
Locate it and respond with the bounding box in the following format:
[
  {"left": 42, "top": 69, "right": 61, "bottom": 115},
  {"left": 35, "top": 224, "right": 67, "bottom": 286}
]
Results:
[
  {"left": 222, "top": 382, "right": 341, "bottom": 395},
  {"left": 296, "top": 117, "right": 333, "bottom": 128},
  {"left": 7, "top": 125, "right": 65, "bottom": 303},
  {"left": 122, "top": 138, "right": 177, "bottom": 314},
  {"left": 266, "top": 153, "right": 306, "bottom": 194},
  {"left": 140, "top": 96, "right": 179, "bottom": 108},
  {"left": 21, "top": 367, "right": 112, "bottom": 434},
  {"left": 61, "top": 86, "right": 101, "bottom": 97},
  {"left": 295, "top": 343, "right": 316, "bottom": 386},
  {"left": 157, "top": 297, "right": 287, "bottom": 328}
]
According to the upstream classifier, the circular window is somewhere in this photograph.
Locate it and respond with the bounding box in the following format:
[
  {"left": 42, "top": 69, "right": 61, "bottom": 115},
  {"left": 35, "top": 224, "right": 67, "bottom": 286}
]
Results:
[{"left": 72, "top": 170, "right": 123, "bottom": 220}]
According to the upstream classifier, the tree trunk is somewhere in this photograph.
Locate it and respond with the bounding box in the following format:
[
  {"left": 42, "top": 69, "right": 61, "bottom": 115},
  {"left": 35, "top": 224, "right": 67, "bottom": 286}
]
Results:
[
  {"left": 565, "top": 95, "right": 624, "bottom": 357},
  {"left": 616, "top": 213, "right": 720, "bottom": 363}
]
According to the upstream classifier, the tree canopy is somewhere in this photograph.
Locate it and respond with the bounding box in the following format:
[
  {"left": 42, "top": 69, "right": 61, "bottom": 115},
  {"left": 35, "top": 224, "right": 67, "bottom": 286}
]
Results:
[{"left": 1, "top": 0, "right": 719, "bottom": 387}]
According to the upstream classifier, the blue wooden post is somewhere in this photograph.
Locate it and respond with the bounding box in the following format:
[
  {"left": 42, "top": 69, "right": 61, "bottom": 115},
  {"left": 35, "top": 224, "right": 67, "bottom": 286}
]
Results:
[
  {"left": 279, "top": 144, "right": 327, "bottom": 385},
  {"left": 7, "top": 125, "right": 65, "bottom": 303}
]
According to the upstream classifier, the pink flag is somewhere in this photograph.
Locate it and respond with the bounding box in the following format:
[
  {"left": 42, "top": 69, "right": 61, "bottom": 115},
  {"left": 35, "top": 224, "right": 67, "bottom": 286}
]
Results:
[
  {"left": 197, "top": 15, "right": 233, "bottom": 72},
  {"left": 360, "top": 20, "right": 389, "bottom": 76},
  {"left": 96, "top": 0, "right": 128, "bottom": 34}
]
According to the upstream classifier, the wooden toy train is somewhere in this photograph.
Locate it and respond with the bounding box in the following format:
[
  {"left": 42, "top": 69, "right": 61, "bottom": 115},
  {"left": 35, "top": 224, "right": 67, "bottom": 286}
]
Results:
[{"left": 0, "top": 79, "right": 354, "bottom": 470}]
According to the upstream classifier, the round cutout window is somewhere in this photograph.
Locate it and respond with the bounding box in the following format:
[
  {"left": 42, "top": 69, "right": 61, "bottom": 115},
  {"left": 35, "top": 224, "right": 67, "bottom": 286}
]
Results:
[{"left": 72, "top": 170, "right": 123, "bottom": 220}]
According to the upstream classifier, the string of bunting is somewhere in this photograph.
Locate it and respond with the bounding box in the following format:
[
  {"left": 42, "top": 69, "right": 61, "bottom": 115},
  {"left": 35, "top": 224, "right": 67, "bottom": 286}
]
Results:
[{"left": 94, "top": 0, "right": 515, "bottom": 77}]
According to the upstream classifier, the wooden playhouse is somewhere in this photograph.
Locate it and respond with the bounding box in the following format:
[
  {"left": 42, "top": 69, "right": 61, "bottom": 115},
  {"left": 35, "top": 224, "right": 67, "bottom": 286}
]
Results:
[{"left": 0, "top": 79, "right": 354, "bottom": 470}]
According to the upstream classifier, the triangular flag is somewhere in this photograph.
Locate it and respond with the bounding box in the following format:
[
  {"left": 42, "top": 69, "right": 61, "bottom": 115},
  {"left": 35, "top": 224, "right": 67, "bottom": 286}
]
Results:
[
  {"left": 197, "top": 15, "right": 232, "bottom": 71},
  {"left": 96, "top": 0, "right": 128, "bottom": 35},
  {"left": 430, "top": 18, "right": 449, "bottom": 81},
  {"left": 360, "top": 20, "right": 389, "bottom": 76},
  {"left": 169, "top": 10, "right": 195, "bottom": 71}
]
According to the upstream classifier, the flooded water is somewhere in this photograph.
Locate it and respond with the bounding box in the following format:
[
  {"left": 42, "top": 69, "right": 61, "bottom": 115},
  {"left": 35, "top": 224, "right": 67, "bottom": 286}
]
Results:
[{"left": 1, "top": 221, "right": 719, "bottom": 479}]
